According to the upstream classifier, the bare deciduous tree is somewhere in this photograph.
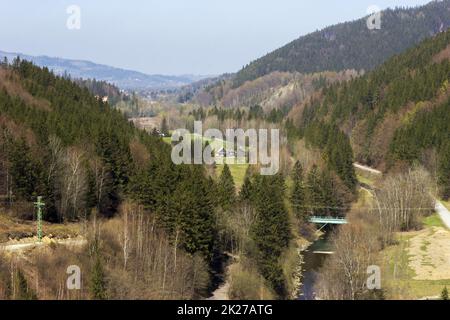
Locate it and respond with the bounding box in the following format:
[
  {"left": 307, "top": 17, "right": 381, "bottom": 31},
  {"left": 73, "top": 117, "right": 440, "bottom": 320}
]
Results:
[
  {"left": 373, "top": 167, "right": 434, "bottom": 245},
  {"left": 58, "top": 147, "right": 87, "bottom": 221},
  {"left": 315, "top": 218, "right": 379, "bottom": 300}
]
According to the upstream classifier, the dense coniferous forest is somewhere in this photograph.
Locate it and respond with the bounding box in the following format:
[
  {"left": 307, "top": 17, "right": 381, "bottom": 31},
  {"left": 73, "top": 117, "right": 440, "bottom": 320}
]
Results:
[
  {"left": 1, "top": 1, "right": 450, "bottom": 301},
  {"left": 0, "top": 58, "right": 312, "bottom": 299},
  {"left": 0, "top": 58, "right": 218, "bottom": 260},
  {"left": 290, "top": 28, "right": 450, "bottom": 197},
  {"left": 74, "top": 78, "right": 128, "bottom": 106},
  {"left": 233, "top": 0, "right": 450, "bottom": 87}
]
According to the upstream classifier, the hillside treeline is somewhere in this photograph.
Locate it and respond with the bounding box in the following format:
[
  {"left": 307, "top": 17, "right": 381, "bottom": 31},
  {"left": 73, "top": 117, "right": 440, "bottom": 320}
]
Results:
[
  {"left": 291, "top": 28, "right": 450, "bottom": 199},
  {"left": 234, "top": 1, "right": 450, "bottom": 86}
]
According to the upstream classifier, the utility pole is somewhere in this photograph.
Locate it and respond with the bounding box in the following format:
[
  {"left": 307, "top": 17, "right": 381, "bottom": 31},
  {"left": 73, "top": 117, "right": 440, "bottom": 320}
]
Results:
[{"left": 34, "top": 196, "right": 45, "bottom": 242}]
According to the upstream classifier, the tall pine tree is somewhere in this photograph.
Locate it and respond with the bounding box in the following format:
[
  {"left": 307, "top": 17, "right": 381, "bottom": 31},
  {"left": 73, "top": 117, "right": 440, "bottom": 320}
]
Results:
[
  {"left": 8, "top": 139, "right": 39, "bottom": 201},
  {"left": 217, "top": 164, "right": 236, "bottom": 210},
  {"left": 306, "top": 165, "right": 322, "bottom": 217},
  {"left": 239, "top": 176, "right": 253, "bottom": 202},
  {"left": 251, "top": 174, "right": 291, "bottom": 297},
  {"left": 438, "top": 143, "right": 450, "bottom": 200},
  {"left": 90, "top": 255, "right": 108, "bottom": 300},
  {"left": 290, "top": 161, "right": 306, "bottom": 221}
]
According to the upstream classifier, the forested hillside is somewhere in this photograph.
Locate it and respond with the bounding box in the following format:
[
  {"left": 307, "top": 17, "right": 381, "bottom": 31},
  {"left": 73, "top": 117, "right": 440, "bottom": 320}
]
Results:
[
  {"left": 193, "top": 70, "right": 358, "bottom": 112},
  {"left": 0, "top": 59, "right": 316, "bottom": 300},
  {"left": 3, "top": 0, "right": 450, "bottom": 303},
  {"left": 290, "top": 27, "right": 450, "bottom": 199},
  {"left": 0, "top": 59, "right": 222, "bottom": 299},
  {"left": 74, "top": 78, "right": 127, "bottom": 106},
  {"left": 234, "top": 0, "right": 450, "bottom": 87}
]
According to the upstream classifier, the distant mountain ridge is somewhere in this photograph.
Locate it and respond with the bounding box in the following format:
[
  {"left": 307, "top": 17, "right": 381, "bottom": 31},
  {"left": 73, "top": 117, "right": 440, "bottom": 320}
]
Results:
[
  {"left": 233, "top": 0, "right": 450, "bottom": 87},
  {"left": 0, "top": 50, "right": 210, "bottom": 90}
]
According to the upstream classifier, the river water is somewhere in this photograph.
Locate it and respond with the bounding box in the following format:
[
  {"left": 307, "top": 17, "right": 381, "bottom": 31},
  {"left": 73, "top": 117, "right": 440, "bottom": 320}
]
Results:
[{"left": 298, "top": 230, "right": 334, "bottom": 300}]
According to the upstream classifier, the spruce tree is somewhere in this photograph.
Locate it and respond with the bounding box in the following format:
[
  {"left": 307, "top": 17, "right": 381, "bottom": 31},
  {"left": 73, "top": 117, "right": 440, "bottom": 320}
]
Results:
[
  {"left": 326, "top": 129, "right": 357, "bottom": 192},
  {"left": 438, "top": 144, "right": 450, "bottom": 200},
  {"left": 319, "top": 169, "right": 343, "bottom": 217},
  {"left": 167, "top": 165, "right": 216, "bottom": 258},
  {"left": 9, "top": 139, "right": 39, "bottom": 200},
  {"left": 217, "top": 164, "right": 236, "bottom": 210},
  {"left": 251, "top": 174, "right": 290, "bottom": 297},
  {"left": 90, "top": 256, "right": 108, "bottom": 300},
  {"left": 239, "top": 175, "right": 253, "bottom": 202},
  {"left": 290, "top": 161, "right": 306, "bottom": 220},
  {"left": 306, "top": 165, "right": 323, "bottom": 216},
  {"left": 239, "top": 166, "right": 257, "bottom": 203}
]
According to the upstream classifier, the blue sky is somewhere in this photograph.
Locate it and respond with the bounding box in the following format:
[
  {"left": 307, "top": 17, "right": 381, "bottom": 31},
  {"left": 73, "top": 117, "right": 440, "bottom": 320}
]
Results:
[{"left": 0, "top": 0, "right": 431, "bottom": 75}]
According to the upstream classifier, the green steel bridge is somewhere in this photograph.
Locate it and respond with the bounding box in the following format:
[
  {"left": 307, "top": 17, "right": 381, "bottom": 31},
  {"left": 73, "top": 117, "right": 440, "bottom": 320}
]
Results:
[{"left": 309, "top": 216, "right": 348, "bottom": 225}]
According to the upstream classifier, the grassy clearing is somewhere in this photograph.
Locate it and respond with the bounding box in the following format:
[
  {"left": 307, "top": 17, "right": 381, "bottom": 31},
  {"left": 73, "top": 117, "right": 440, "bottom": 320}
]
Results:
[
  {"left": 216, "top": 163, "right": 248, "bottom": 189},
  {"left": 423, "top": 213, "right": 446, "bottom": 229},
  {"left": 356, "top": 174, "right": 374, "bottom": 186},
  {"left": 380, "top": 229, "right": 450, "bottom": 299},
  {"left": 0, "top": 211, "right": 82, "bottom": 243},
  {"left": 163, "top": 133, "right": 234, "bottom": 150},
  {"left": 356, "top": 167, "right": 450, "bottom": 299},
  {"left": 163, "top": 134, "right": 249, "bottom": 188},
  {"left": 228, "top": 259, "right": 275, "bottom": 300},
  {"left": 352, "top": 188, "right": 373, "bottom": 211},
  {"left": 162, "top": 136, "right": 172, "bottom": 144},
  {"left": 354, "top": 167, "right": 381, "bottom": 187}
]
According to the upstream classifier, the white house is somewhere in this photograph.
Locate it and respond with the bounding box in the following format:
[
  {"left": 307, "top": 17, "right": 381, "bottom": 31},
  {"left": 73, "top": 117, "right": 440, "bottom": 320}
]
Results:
[{"left": 216, "top": 147, "right": 236, "bottom": 158}]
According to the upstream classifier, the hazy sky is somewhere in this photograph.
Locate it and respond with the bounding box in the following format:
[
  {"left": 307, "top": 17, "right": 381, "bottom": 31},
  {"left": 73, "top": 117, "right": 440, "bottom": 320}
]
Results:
[{"left": 0, "top": 0, "right": 431, "bottom": 75}]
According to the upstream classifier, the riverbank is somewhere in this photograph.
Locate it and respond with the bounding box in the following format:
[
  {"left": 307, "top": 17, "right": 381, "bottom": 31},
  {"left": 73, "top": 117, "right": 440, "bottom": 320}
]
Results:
[
  {"left": 208, "top": 235, "right": 313, "bottom": 300},
  {"left": 290, "top": 238, "right": 312, "bottom": 299}
]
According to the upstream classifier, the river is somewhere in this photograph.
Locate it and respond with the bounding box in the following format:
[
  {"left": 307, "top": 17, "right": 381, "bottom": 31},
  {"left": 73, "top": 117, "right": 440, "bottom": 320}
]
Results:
[{"left": 298, "top": 229, "right": 334, "bottom": 300}]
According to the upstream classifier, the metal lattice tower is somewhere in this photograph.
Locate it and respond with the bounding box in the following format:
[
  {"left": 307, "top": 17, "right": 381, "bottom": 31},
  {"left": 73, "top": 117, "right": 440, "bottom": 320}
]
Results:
[{"left": 34, "top": 196, "right": 45, "bottom": 242}]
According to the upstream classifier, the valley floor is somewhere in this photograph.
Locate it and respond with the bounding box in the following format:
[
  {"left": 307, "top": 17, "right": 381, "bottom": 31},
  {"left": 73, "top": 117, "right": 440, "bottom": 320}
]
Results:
[
  {"left": 354, "top": 163, "right": 450, "bottom": 299},
  {"left": 380, "top": 221, "right": 450, "bottom": 299}
]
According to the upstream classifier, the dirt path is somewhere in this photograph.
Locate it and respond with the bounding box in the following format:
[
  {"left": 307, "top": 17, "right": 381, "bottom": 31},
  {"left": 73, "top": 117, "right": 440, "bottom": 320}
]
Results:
[
  {"left": 353, "top": 163, "right": 382, "bottom": 175},
  {"left": 354, "top": 162, "right": 450, "bottom": 230},
  {"left": 0, "top": 237, "right": 87, "bottom": 253},
  {"left": 435, "top": 200, "right": 450, "bottom": 230}
]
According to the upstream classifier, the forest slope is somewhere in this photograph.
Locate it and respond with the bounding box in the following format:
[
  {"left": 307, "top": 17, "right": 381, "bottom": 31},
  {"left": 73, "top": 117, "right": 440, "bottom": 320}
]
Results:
[
  {"left": 291, "top": 28, "right": 450, "bottom": 199},
  {"left": 234, "top": 0, "right": 450, "bottom": 86}
]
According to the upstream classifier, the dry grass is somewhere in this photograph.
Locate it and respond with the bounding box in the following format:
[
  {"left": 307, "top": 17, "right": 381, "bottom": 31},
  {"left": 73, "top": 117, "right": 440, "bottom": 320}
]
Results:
[
  {"left": 0, "top": 203, "right": 210, "bottom": 300},
  {"left": 0, "top": 211, "right": 83, "bottom": 243},
  {"left": 228, "top": 259, "right": 275, "bottom": 300},
  {"left": 0, "top": 69, "right": 51, "bottom": 111},
  {"left": 380, "top": 226, "right": 450, "bottom": 299},
  {"left": 407, "top": 227, "right": 450, "bottom": 281},
  {"left": 355, "top": 167, "right": 382, "bottom": 187},
  {"left": 129, "top": 117, "right": 161, "bottom": 132}
]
